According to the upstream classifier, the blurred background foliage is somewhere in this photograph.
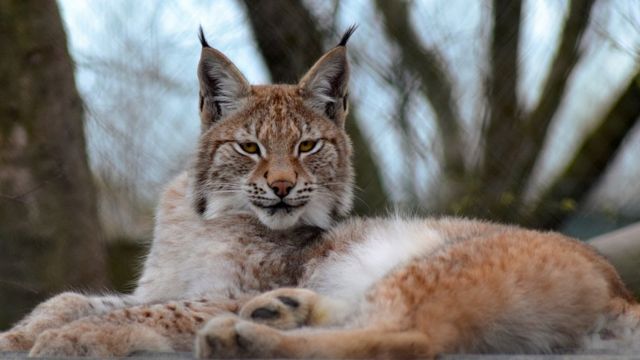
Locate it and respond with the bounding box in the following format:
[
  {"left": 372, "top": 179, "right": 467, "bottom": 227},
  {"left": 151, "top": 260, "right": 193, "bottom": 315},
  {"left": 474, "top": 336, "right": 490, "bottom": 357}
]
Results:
[{"left": 1, "top": 0, "right": 639, "bottom": 329}]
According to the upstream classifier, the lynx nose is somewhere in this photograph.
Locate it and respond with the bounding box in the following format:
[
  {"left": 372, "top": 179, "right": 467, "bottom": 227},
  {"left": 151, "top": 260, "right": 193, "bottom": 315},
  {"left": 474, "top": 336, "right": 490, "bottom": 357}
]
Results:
[{"left": 270, "top": 180, "right": 294, "bottom": 198}]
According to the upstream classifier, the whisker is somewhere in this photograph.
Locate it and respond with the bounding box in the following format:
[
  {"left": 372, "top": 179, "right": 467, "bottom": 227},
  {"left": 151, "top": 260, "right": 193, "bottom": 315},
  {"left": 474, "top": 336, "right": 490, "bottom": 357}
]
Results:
[
  {"left": 199, "top": 190, "right": 243, "bottom": 195},
  {"left": 315, "top": 182, "right": 363, "bottom": 192},
  {"left": 315, "top": 187, "right": 368, "bottom": 211}
]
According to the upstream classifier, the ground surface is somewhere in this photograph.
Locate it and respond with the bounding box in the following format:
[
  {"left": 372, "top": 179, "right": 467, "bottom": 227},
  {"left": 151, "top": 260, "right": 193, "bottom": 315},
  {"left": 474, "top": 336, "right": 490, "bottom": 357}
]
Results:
[{"left": 2, "top": 352, "right": 640, "bottom": 359}]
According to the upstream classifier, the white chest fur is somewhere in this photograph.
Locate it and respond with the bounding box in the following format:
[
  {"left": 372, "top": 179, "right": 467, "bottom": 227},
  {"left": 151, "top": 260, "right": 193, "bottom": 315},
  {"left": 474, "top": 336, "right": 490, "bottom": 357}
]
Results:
[{"left": 305, "top": 218, "right": 446, "bottom": 303}]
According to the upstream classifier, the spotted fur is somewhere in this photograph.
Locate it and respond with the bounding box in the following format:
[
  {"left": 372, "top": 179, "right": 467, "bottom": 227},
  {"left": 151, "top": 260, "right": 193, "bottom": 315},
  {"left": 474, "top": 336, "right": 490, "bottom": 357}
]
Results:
[{"left": 197, "top": 218, "right": 640, "bottom": 359}]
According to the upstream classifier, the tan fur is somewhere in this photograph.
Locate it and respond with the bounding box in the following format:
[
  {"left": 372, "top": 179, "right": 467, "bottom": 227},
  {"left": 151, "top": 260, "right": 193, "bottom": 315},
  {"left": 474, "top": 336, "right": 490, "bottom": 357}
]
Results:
[
  {"left": 192, "top": 83, "right": 353, "bottom": 229},
  {"left": 198, "top": 223, "right": 639, "bottom": 358}
]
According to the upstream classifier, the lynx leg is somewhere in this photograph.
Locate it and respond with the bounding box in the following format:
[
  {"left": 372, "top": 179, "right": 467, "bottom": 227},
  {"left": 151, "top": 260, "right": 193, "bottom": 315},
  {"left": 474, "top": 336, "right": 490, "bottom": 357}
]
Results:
[
  {"left": 28, "top": 298, "right": 238, "bottom": 357},
  {"left": 585, "top": 297, "right": 640, "bottom": 347},
  {"left": 0, "top": 292, "right": 136, "bottom": 351},
  {"left": 271, "top": 328, "right": 434, "bottom": 359},
  {"left": 238, "top": 288, "right": 348, "bottom": 330},
  {"left": 196, "top": 315, "right": 434, "bottom": 359}
]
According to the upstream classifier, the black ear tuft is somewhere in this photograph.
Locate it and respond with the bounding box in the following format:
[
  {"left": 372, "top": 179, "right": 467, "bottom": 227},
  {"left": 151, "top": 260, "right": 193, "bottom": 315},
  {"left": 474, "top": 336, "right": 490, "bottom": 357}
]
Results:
[
  {"left": 337, "top": 24, "right": 358, "bottom": 47},
  {"left": 198, "top": 26, "right": 211, "bottom": 48}
]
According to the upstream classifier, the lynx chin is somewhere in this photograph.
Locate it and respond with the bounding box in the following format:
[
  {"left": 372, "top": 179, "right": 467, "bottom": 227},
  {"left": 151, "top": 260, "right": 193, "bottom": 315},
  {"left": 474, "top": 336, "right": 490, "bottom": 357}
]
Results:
[{"left": 1, "top": 26, "right": 639, "bottom": 359}]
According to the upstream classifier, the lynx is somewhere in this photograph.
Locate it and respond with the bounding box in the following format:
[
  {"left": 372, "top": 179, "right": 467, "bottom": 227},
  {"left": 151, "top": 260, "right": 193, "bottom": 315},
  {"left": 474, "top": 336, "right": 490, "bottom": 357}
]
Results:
[
  {"left": 0, "top": 28, "right": 354, "bottom": 357},
  {"left": 1, "top": 26, "right": 637, "bottom": 359},
  {"left": 184, "top": 32, "right": 639, "bottom": 358}
]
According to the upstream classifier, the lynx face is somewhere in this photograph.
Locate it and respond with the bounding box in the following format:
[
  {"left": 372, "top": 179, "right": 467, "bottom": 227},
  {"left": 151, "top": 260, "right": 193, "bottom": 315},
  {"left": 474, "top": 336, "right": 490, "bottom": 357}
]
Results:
[{"left": 191, "top": 30, "right": 354, "bottom": 230}]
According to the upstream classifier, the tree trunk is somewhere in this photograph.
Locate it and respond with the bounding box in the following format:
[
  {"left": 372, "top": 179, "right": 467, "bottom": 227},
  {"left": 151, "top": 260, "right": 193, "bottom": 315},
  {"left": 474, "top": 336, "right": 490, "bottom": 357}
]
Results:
[
  {"left": 241, "top": 0, "right": 390, "bottom": 214},
  {"left": 477, "top": 0, "right": 523, "bottom": 221},
  {"left": 0, "top": 0, "right": 109, "bottom": 329}
]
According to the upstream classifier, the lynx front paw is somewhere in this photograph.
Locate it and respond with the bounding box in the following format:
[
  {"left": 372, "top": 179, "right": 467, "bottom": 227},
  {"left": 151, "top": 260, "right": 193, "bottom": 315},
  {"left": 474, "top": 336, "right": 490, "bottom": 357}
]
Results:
[
  {"left": 29, "top": 321, "right": 171, "bottom": 357},
  {"left": 238, "top": 288, "right": 322, "bottom": 330},
  {"left": 0, "top": 330, "right": 33, "bottom": 352},
  {"left": 0, "top": 292, "right": 96, "bottom": 353},
  {"left": 195, "top": 315, "right": 284, "bottom": 359},
  {"left": 29, "top": 328, "right": 95, "bottom": 357}
]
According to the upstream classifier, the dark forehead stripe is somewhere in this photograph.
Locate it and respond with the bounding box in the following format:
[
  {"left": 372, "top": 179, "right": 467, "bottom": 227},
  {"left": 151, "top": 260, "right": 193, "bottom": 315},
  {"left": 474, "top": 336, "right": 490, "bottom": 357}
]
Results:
[{"left": 252, "top": 92, "right": 303, "bottom": 129}]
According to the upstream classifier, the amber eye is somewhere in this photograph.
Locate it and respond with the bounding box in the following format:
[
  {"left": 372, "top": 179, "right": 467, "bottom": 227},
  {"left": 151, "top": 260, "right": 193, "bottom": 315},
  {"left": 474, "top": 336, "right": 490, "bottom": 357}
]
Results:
[
  {"left": 299, "top": 140, "right": 316, "bottom": 153},
  {"left": 240, "top": 142, "right": 260, "bottom": 155}
]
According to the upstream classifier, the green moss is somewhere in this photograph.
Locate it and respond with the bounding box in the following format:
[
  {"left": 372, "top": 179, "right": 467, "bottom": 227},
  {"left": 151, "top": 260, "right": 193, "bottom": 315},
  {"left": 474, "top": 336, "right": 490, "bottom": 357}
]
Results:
[{"left": 106, "top": 241, "right": 148, "bottom": 294}]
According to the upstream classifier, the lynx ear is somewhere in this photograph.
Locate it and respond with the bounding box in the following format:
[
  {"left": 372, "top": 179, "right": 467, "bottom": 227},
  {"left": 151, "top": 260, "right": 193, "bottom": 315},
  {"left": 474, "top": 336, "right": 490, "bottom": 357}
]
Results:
[
  {"left": 299, "top": 45, "right": 351, "bottom": 126},
  {"left": 197, "top": 28, "right": 250, "bottom": 130}
]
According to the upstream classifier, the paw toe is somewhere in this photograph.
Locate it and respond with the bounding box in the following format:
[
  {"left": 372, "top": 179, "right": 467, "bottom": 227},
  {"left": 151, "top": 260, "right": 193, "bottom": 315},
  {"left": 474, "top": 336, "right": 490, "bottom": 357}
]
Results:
[
  {"left": 240, "top": 289, "right": 315, "bottom": 330},
  {"left": 277, "top": 296, "right": 300, "bottom": 308},
  {"left": 196, "top": 316, "right": 243, "bottom": 359},
  {"left": 249, "top": 307, "right": 280, "bottom": 320}
]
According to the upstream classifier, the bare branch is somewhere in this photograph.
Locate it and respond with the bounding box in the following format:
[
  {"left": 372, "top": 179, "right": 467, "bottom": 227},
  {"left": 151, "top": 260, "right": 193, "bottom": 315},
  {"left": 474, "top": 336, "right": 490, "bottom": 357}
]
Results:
[
  {"left": 510, "top": 0, "right": 597, "bottom": 195},
  {"left": 375, "top": 0, "right": 466, "bottom": 178},
  {"left": 525, "top": 73, "right": 640, "bottom": 229}
]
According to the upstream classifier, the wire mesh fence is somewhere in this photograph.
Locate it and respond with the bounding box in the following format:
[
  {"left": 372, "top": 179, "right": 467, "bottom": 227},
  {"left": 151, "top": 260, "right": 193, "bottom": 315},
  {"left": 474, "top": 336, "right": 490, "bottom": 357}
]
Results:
[{"left": 1, "top": 0, "right": 639, "bottom": 329}]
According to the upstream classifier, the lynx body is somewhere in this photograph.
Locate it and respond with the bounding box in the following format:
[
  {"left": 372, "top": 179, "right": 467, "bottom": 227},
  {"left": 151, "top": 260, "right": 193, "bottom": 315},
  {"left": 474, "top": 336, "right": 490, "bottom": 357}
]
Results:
[{"left": 0, "top": 27, "right": 637, "bottom": 359}]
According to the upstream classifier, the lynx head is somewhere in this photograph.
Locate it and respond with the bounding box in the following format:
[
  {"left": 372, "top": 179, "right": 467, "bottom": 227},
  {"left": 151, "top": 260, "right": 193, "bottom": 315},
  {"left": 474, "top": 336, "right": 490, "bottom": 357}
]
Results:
[{"left": 191, "top": 27, "right": 355, "bottom": 230}]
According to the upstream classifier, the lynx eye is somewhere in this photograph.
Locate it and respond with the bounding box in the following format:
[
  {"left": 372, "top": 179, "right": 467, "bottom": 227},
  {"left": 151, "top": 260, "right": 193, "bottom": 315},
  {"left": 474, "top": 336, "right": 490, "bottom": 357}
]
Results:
[
  {"left": 299, "top": 140, "right": 317, "bottom": 153},
  {"left": 240, "top": 142, "right": 260, "bottom": 155}
]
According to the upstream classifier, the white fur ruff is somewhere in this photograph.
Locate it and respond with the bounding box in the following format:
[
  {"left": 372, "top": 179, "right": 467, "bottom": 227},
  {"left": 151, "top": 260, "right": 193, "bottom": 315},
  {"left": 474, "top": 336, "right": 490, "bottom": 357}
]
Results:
[{"left": 306, "top": 218, "right": 446, "bottom": 303}]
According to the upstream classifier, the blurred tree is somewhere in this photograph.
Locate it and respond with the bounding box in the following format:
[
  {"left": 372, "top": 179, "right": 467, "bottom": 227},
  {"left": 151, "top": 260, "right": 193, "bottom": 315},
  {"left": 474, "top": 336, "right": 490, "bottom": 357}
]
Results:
[
  {"left": 240, "top": 0, "right": 390, "bottom": 215},
  {"left": 0, "top": 0, "right": 109, "bottom": 329},
  {"left": 50, "top": 0, "right": 638, "bottom": 234},
  {"left": 528, "top": 73, "right": 640, "bottom": 228},
  {"left": 375, "top": 0, "right": 640, "bottom": 228}
]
